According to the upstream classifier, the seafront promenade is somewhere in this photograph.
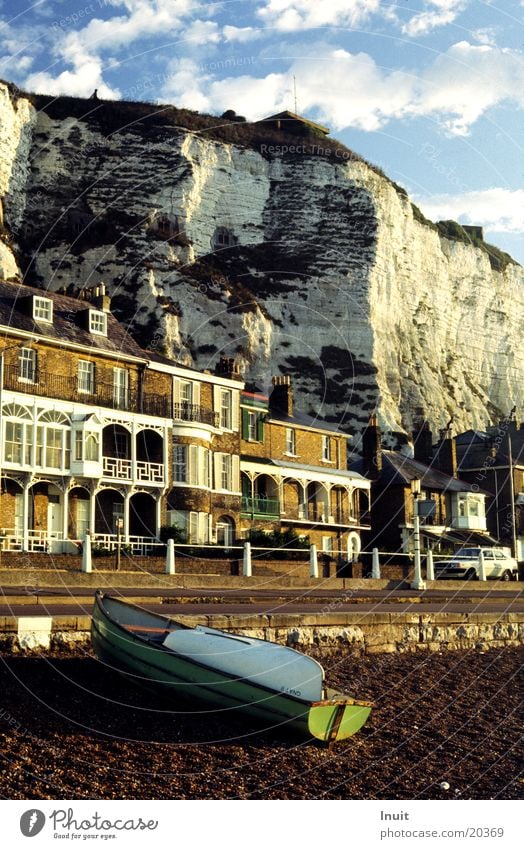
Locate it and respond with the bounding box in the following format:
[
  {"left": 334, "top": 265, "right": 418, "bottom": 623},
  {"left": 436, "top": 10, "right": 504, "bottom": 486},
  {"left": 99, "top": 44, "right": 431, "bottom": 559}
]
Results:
[{"left": 0, "top": 567, "right": 522, "bottom": 654}]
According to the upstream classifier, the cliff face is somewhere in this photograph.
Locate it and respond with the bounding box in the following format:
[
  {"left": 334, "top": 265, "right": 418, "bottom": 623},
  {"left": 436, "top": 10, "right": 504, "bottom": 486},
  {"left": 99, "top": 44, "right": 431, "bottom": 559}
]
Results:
[{"left": 0, "top": 82, "right": 522, "bottom": 444}]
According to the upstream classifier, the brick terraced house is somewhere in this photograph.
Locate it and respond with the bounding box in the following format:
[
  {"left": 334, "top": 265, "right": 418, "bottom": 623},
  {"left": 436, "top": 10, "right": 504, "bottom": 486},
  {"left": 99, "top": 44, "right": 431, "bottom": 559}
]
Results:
[
  {"left": 0, "top": 280, "right": 241, "bottom": 554},
  {"left": 240, "top": 376, "right": 371, "bottom": 559},
  {"left": 1, "top": 280, "right": 368, "bottom": 558}
]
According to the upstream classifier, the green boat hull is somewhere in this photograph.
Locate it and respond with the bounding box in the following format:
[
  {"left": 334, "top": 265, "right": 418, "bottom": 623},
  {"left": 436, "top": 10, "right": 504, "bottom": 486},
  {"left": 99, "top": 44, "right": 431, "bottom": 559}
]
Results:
[{"left": 91, "top": 593, "right": 372, "bottom": 743}]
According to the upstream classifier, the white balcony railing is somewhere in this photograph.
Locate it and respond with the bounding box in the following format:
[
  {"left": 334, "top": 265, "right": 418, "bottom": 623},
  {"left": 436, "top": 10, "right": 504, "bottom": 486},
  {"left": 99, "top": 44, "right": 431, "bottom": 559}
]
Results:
[
  {"left": 0, "top": 529, "right": 49, "bottom": 552},
  {"left": 103, "top": 456, "right": 132, "bottom": 480},
  {"left": 102, "top": 457, "right": 164, "bottom": 483},
  {"left": 136, "top": 460, "right": 164, "bottom": 483}
]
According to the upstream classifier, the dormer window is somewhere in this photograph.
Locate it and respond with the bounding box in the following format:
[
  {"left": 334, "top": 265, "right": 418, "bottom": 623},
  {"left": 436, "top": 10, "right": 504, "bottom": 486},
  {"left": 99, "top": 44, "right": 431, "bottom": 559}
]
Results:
[
  {"left": 89, "top": 310, "right": 107, "bottom": 336},
  {"left": 33, "top": 296, "right": 53, "bottom": 323}
]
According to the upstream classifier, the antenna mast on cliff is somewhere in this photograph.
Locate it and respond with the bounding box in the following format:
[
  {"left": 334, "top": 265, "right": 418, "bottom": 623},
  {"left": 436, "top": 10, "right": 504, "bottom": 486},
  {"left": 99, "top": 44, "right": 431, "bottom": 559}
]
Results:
[{"left": 293, "top": 76, "right": 298, "bottom": 113}]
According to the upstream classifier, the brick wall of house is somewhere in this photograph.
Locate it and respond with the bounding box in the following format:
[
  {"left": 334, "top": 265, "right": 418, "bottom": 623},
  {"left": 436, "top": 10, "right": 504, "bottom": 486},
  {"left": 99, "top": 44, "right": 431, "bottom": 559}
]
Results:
[{"left": 242, "top": 419, "right": 347, "bottom": 471}]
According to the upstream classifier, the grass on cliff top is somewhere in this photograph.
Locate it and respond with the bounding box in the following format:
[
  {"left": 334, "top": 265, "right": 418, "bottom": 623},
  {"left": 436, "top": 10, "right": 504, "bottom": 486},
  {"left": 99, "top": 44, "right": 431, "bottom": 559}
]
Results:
[
  {"left": 411, "top": 205, "right": 517, "bottom": 272},
  {"left": 1, "top": 79, "right": 407, "bottom": 199}
]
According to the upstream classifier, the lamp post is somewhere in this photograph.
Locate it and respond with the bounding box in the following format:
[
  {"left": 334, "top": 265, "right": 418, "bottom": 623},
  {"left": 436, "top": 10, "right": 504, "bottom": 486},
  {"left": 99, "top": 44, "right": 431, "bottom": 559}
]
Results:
[{"left": 410, "top": 478, "right": 426, "bottom": 591}]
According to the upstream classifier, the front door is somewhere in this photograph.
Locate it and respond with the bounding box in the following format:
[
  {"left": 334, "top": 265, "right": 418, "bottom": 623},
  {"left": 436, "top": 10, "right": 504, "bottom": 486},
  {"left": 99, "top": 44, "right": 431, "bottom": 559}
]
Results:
[
  {"left": 216, "top": 519, "right": 233, "bottom": 550},
  {"left": 47, "top": 490, "right": 63, "bottom": 552},
  {"left": 76, "top": 499, "right": 90, "bottom": 541}
]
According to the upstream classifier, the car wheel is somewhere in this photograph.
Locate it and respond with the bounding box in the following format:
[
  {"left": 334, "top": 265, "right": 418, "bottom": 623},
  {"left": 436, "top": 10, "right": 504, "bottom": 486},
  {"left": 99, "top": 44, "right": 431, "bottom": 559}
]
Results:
[
  {"left": 465, "top": 568, "right": 477, "bottom": 581},
  {"left": 501, "top": 570, "right": 512, "bottom": 582}
]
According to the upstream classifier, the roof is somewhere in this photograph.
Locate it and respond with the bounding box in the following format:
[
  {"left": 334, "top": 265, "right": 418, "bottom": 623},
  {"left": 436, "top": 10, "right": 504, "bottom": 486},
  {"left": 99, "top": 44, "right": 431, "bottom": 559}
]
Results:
[
  {"left": 351, "top": 450, "right": 488, "bottom": 494},
  {"left": 0, "top": 279, "right": 145, "bottom": 361},
  {"left": 268, "top": 410, "right": 350, "bottom": 437},
  {"left": 257, "top": 110, "right": 330, "bottom": 134},
  {"left": 423, "top": 529, "right": 500, "bottom": 546},
  {"left": 240, "top": 456, "right": 370, "bottom": 488}
]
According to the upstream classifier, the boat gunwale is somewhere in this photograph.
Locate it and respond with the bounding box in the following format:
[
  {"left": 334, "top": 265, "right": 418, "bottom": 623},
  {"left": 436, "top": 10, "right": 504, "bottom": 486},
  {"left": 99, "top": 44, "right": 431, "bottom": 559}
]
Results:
[{"left": 93, "top": 591, "right": 372, "bottom": 710}]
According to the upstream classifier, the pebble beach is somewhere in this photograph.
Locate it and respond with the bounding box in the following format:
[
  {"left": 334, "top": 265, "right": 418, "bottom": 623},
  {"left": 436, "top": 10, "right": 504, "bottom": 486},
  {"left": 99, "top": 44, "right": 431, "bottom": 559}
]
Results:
[{"left": 0, "top": 645, "right": 521, "bottom": 800}]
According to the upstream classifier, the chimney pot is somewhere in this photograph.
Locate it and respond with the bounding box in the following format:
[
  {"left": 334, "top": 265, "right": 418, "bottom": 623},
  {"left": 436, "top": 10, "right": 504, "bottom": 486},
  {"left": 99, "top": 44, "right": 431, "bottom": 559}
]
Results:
[{"left": 269, "top": 374, "right": 293, "bottom": 416}]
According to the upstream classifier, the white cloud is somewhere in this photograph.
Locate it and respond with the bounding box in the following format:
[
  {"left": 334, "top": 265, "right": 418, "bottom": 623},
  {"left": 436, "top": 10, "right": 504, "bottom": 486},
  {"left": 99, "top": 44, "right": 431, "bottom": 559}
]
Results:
[
  {"left": 183, "top": 19, "right": 220, "bottom": 44},
  {"left": 222, "top": 25, "right": 259, "bottom": 43},
  {"left": 24, "top": 59, "right": 120, "bottom": 99},
  {"left": 402, "top": 1, "right": 465, "bottom": 38},
  {"left": 418, "top": 41, "right": 524, "bottom": 135},
  {"left": 160, "top": 42, "right": 524, "bottom": 137},
  {"left": 21, "top": 0, "right": 197, "bottom": 100},
  {"left": 472, "top": 27, "right": 498, "bottom": 47},
  {"left": 257, "top": 0, "right": 380, "bottom": 31},
  {"left": 414, "top": 188, "right": 524, "bottom": 233}
]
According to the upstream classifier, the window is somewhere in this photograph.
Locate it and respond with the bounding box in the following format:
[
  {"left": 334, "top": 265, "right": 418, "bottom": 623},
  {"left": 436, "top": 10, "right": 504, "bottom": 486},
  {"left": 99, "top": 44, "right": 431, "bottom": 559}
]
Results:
[
  {"left": 34, "top": 411, "right": 71, "bottom": 471},
  {"left": 18, "top": 348, "right": 36, "bottom": 382},
  {"left": 89, "top": 310, "right": 107, "bottom": 336},
  {"left": 33, "top": 296, "right": 53, "bottom": 323},
  {"left": 173, "top": 444, "right": 210, "bottom": 487},
  {"left": 285, "top": 428, "right": 296, "bottom": 455},
  {"left": 322, "top": 436, "right": 332, "bottom": 461},
  {"left": 221, "top": 454, "right": 232, "bottom": 490},
  {"left": 4, "top": 422, "right": 24, "bottom": 464},
  {"left": 1, "top": 405, "right": 33, "bottom": 465},
  {"left": 75, "top": 431, "right": 100, "bottom": 462},
  {"left": 173, "top": 445, "right": 187, "bottom": 483},
  {"left": 322, "top": 536, "right": 333, "bottom": 554},
  {"left": 113, "top": 368, "right": 129, "bottom": 409},
  {"left": 78, "top": 361, "right": 95, "bottom": 394},
  {"left": 248, "top": 412, "right": 257, "bottom": 441},
  {"left": 180, "top": 380, "right": 193, "bottom": 406},
  {"left": 112, "top": 502, "right": 124, "bottom": 534},
  {"left": 220, "top": 389, "right": 232, "bottom": 429}
]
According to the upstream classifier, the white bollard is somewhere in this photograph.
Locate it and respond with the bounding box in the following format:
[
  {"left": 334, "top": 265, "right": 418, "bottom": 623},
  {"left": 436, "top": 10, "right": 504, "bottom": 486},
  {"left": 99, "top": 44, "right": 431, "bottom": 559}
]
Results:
[
  {"left": 82, "top": 531, "right": 92, "bottom": 574},
  {"left": 478, "top": 549, "right": 487, "bottom": 581},
  {"left": 243, "top": 542, "right": 252, "bottom": 577},
  {"left": 371, "top": 547, "right": 381, "bottom": 579},
  {"left": 166, "top": 538, "right": 175, "bottom": 575},
  {"left": 410, "top": 515, "right": 426, "bottom": 590},
  {"left": 309, "top": 544, "right": 319, "bottom": 579},
  {"left": 426, "top": 548, "right": 435, "bottom": 582}
]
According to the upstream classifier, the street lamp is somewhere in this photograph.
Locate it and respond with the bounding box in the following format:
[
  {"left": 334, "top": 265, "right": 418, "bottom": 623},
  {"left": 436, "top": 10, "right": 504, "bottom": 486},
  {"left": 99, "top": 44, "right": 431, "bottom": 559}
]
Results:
[{"left": 410, "top": 478, "right": 426, "bottom": 591}]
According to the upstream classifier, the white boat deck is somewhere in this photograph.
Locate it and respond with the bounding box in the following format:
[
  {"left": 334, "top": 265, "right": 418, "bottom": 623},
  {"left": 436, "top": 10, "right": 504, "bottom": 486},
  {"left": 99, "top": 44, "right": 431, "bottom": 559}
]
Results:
[{"left": 163, "top": 625, "right": 324, "bottom": 702}]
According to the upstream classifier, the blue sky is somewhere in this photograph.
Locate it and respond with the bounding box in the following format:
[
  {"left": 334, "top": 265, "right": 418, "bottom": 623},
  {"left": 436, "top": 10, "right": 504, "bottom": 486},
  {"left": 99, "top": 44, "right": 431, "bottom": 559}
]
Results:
[{"left": 0, "top": 0, "right": 522, "bottom": 262}]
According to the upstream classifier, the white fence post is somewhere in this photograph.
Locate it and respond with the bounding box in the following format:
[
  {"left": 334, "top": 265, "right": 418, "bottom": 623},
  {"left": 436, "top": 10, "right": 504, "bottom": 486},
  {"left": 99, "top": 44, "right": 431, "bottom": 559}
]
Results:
[
  {"left": 410, "top": 515, "right": 426, "bottom": 590},
  {"left": 82, "top": 531, "right": 92, "bottom": 574},
  {"left": 478, "top": 549, "right": 487, "bottom": 581},
  {"left": 243, "top": 542, "right": 252, "bottom": 577},
  {"left": 371, "top": 547, "right": 381, "bottom": 579},
  {"left": 166, "top": 538, "right": 175, "bottom": 575},
  {"left": 309, "top": 544, "right": 319, "bottom": 579},
  {"left": 426, "top": 548, "right": 435, "bottom": 582}
]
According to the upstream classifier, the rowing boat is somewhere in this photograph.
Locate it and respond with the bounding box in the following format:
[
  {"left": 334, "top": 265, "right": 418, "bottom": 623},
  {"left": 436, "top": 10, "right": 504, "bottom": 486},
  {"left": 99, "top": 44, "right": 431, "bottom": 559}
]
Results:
[{"left": 91, "top": 591, "right": 372, "bottom": 743}]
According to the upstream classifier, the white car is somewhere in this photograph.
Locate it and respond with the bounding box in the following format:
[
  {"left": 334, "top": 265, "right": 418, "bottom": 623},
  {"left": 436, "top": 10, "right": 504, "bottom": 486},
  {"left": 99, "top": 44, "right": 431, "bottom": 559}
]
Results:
[{"left": 434, "top": 546, "right": 519, "bottom": 581}]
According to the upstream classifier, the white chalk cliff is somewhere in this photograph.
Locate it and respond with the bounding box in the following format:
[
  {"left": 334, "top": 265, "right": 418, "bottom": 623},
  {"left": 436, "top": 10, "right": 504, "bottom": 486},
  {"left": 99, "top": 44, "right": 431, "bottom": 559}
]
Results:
[{"left": 0, "top": 82, "right": 522, "bottom": 445}]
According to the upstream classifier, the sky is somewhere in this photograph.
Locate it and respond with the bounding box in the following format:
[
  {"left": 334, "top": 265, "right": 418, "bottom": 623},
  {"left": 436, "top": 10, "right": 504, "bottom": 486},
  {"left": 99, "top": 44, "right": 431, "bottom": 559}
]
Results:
[{"left": 0, "top": 0, "right": 522, "bottom": 262}]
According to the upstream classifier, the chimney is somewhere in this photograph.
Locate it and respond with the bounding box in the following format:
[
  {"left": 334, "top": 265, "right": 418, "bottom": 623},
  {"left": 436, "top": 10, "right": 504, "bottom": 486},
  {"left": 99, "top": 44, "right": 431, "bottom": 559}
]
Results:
[
  {"left": 90, "top": 282, "right": 111, "bottom": 312},
  {"left": 435, "top": 425, "right": 457, "bottom": 477},
  {"left": 269, "top": 375, "right": 293, "bottom": 417},
  {"left": 412, "top": 420, "right": 433, "bottom": 465},
  {"left": 362, "top": 415, "right": 382, "bottom": 480},
  {"left": 215, "top": 356, "right": 243, "bottom": 381}
]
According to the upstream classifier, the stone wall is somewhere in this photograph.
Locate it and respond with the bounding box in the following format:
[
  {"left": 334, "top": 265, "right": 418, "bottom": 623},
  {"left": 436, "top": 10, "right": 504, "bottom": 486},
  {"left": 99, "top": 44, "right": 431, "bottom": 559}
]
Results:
[{"left": 0, "top": 610, "right": 521, "bottom": 656}]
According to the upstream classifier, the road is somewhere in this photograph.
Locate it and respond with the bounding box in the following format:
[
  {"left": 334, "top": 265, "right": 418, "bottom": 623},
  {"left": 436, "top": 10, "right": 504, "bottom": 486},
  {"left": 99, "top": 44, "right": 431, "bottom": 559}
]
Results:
[{"left": 0, "top": 583, "right": 522, "bottom": 617}]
